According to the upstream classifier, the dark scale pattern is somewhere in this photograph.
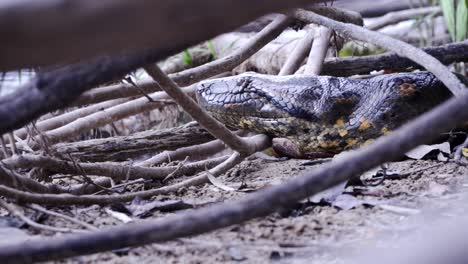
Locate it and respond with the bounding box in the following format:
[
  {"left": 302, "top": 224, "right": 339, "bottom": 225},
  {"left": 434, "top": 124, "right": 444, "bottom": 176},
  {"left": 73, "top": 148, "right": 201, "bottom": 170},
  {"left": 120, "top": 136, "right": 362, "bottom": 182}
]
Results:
[{"left": 197, "top": 71, "right": 452, "bottom": 157}]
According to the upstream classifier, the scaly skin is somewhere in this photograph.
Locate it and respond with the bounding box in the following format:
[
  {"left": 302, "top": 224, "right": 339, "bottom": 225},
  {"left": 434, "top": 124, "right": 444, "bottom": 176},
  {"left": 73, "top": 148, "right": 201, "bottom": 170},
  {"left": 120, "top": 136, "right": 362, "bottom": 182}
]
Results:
[{"left": 197, "top": 72, "right": 452, "bottom": 158}]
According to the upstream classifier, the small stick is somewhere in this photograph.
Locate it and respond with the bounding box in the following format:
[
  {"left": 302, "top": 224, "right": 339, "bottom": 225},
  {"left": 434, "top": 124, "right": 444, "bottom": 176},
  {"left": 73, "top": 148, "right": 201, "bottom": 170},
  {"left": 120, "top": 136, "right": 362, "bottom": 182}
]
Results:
[
  {"left": 27, "top": 204, "right": 97, "bottom": 231},
  {"left": 304, "top": 26, "right": 332, "bottom": 75},
  {"left": 0, "top": 135, "right": 9, "bottom": 158},
  {"left": 7, "top": 133, "right": 17, "bottom": 155},
  {"left": 367, "top": 6, "right": 442, "bottom": 31},
  {"left": 279, "top": 28, "right": 315, "bottom": 75},
  {"left": 144, "top": 64, "right": 253, "bottom": 155},
  {"left": 163, "top": 156, "right": 189, "bottom": 182}
]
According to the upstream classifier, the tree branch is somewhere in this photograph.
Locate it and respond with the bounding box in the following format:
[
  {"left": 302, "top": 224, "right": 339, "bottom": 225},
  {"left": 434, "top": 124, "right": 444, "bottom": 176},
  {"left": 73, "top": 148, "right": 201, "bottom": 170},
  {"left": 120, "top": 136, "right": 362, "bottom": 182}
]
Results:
[
  {"left": 53, "top": 123, "right": 214, "bottom": 162},
  {"left": 293, "top": 9, "right": 466, "bottom": 96},
  {"left": 321, "top": 40, "right": 468, "bottom": 77},
  {"left": 144, "top": 65, "right": 254, "bottom": 155},
  {"left": 366, "top": 6, "right": 441, "bottom": 31}
]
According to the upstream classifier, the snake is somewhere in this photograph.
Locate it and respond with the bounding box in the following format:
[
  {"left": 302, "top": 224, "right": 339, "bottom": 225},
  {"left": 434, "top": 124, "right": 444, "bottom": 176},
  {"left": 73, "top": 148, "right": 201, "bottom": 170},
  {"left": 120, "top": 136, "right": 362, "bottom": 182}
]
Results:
[{"left": 197, "top": 71, "right": 454, "bottom": 158}]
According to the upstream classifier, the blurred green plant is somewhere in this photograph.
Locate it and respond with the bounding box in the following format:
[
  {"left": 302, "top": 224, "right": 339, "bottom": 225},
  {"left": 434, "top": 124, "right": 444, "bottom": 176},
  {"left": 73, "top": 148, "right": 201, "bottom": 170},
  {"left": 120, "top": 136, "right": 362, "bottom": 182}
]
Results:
[
  {"left": 440, "top": 0, "right": 467, "bottom": 41},
  {"left": 339, "top": 42, "right": 386, "bottom": 57},
  {"left": 182, "top": 49, "right": 193, "bottom": 66},
  {"left": 206, "top": 40, "right": 217, "bottom": 59}
]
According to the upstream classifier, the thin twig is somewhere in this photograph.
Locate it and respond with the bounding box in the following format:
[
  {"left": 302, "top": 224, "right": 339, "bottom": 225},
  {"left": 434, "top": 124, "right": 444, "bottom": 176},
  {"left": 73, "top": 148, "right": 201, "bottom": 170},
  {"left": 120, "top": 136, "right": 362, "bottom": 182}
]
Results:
[
  {"left": 137, "top": 130, "right": 246, "bottom": 167},
  {"left": 163, "top": 156, "right": 189, "bottom": 182},
  {"left": 367, "top": 6, "right": 442, "bottom": 31},
  {"left": 304, "top": 26, "right": 332, "bottom": 75},
  {"left": 2, "top": 154, "right": 220, "bottom": 182},
  {"left": 92, "top": 178, "right": 147, "bottom": 195},
  {"left": 0, "top": 135, "right": 9, "bottom": 158},
  {"left": 279, "top": 28, "right": 315, "bottom": 75},
  {"left": 144, "top": 64, "right": 254, "bottom": 155},
  {"left": 0, "top": 135, "right": 270, "bottom": 206},
  {"left": 29, "top": 88, "right": 191, "bottom": 148},
  {"left": 7, "top": 133, "right": 17, "bottom": 155},
  {"left": 27, "top": 204, "right": 97, "bottom": 231},
  {"left": 14, "top": 98, "right": 129, "bottom": 140}
]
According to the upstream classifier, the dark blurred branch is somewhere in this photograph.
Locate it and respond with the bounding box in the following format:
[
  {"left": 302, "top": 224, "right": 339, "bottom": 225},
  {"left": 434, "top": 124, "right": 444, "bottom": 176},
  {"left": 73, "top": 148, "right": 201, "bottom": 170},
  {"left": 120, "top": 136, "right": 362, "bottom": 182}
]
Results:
[{"left": 0, "top": 0, "right": 322, "bottom": 70}]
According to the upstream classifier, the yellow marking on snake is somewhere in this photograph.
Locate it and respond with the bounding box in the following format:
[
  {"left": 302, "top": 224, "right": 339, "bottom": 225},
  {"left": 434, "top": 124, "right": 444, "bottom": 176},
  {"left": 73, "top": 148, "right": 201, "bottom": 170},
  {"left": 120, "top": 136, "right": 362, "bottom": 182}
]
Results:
[
  {"left": 338, "top": 129, "right": 348, "bottom": 137},
  {"left": 358, "top": 118, "right": 372, "bottom": 131}
]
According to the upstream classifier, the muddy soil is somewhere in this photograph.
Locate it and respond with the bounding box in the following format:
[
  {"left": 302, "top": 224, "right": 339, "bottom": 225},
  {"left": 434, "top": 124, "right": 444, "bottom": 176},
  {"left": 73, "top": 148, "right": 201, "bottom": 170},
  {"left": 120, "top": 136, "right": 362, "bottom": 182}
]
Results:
[{"left": 7, "top": 157, "right": 468, "bottom": 264}]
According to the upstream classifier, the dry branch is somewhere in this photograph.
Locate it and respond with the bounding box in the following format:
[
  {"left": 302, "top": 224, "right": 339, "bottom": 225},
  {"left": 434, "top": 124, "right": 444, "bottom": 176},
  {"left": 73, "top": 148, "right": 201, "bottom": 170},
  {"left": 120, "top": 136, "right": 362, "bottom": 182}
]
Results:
[
  {"left": 0, "top": 51, "right": 177, "bottom": 135},
  {"left": 335, "top": 0, "right": 430, "bottom": 17},
  {"left": 294, "top": 9, "right": 467, "bottom": 96},
  {"left": 14, "top": 98, "right": 130, "bottom": 140},
  {"left": 145, "top": 65, "right": 254, "bottom": 155},
  {"left": 0, "top": 135, "right": 270, "bottom": 207},
  {"left": 322, "top": 40, "right": 468, "bottom": 77},
  {"left": 2, "top": 154, "right": 225, "bottom": 182},
  {"left": 71, "top": 82, "right": 156, "bottom": 106},
  {"left": 304, "top": 26, "right": 332, "bottom": 75},
  {"left": 53, "top": 123, "right": 214, "bottom": 162},
  {"left": 138, "top": 138, "right": 231, "bottom": 167},
  {"left": 278, "top": 28, "right": 314, "bottom": 75},
  {"left": 27, "top": 87, "right": 194, "bottom": 149},
  {"left": 0, "top": 166, "right": 111, "bottom": 195},
  {"left": 0, "top": 200, "right": 86, "bottom": 233},
  {"left": 0, "top": 0, "right": 321, "bottom": 70}
]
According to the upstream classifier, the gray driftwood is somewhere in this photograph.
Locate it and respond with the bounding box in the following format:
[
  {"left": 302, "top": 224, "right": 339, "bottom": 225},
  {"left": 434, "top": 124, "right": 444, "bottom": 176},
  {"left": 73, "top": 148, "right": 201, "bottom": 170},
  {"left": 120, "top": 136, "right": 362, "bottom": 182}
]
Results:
[{"left": 53, "top": 123, "right": 214, "bottom": 162}]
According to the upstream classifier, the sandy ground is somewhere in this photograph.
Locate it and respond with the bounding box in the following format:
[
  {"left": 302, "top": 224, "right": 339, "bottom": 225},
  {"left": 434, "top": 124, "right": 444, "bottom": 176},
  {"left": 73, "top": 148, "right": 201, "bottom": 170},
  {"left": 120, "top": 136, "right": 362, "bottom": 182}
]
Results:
[{"left": 4, "top": 155, "right": 464, "bottom": 263}]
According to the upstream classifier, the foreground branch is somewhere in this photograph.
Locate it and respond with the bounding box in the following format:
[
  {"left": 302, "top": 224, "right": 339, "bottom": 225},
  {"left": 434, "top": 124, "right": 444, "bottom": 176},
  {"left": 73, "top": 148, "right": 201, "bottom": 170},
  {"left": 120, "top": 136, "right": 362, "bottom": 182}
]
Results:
[{"left": 0, "top": 0, "right": 320, "bottom": 70}]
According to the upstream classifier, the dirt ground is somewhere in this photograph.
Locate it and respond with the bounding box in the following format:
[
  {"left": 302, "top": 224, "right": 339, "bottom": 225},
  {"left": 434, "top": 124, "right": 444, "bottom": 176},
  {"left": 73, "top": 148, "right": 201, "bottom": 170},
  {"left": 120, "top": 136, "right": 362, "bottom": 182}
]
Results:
[{"left": 4, "top": 156, "right": 468, "bottom": 263}]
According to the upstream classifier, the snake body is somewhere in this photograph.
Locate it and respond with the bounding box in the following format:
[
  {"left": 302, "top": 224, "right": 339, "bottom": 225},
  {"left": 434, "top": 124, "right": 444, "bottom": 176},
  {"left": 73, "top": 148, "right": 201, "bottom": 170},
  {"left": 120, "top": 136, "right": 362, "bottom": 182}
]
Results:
[{"left": 197, "top": 72, "right": 452, "bottom": 158}]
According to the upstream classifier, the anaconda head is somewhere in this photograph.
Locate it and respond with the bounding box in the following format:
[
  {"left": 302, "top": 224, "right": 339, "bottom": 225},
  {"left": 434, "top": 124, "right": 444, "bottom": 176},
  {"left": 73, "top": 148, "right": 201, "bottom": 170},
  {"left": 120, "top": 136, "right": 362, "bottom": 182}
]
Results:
[{"left": 197, "top": 72, "right": 344, "bottom": 137}]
